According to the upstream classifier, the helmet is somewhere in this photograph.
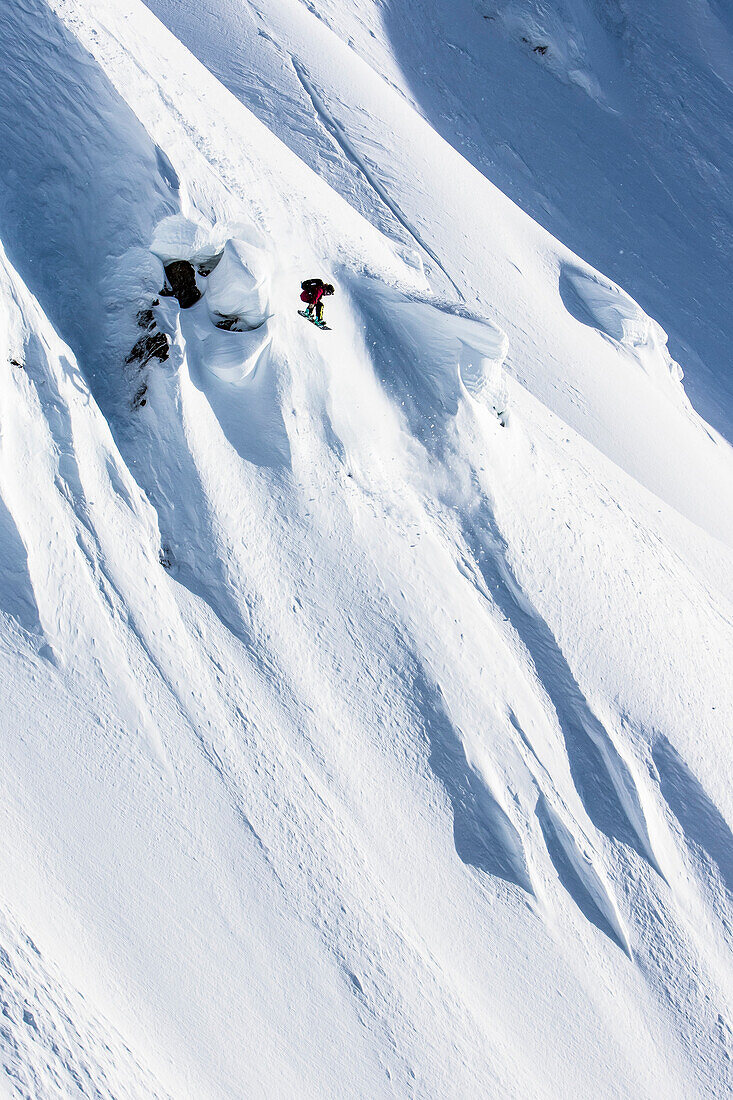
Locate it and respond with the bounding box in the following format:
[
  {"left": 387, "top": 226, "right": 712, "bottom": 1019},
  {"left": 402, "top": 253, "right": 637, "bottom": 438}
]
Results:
[{"left": 324, "top": 283, "right": 335, "bottom": 295}]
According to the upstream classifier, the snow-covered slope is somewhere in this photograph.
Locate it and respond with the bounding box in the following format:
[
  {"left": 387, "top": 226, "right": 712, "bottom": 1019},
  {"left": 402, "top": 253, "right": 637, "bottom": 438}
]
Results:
[{"left": 0, "top": 0, "right": 732, "bottom": 1096}]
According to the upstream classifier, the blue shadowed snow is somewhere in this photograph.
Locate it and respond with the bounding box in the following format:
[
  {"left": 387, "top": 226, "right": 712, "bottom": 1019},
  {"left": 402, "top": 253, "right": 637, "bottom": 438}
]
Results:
[
  {"left": 379, "top": 0, "right": 733, "bottom": 439},
  {"left": 0, "top": 492, "right": 42, "bottom": 636},
  {"left": 0, "top": 0, "right": 176, "bottom": 410},
  {"left": 654, "top": 736, "right": 733, "bottom": 898}
]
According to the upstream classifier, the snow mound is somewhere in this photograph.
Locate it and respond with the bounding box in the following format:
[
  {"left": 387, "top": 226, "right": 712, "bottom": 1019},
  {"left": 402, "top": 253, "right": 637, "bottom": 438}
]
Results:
[
  {"left": 150, "top": 217, "right": 275, "bottom": 379},
  {"left": 367, "top": 284, "right": 509, "bottom": 412},
  {"left": 181, "top": 297, "right": 272, "bottom": 383},
  {"left": 151, "top": 212, "right": 218, "bottom": 266},
  {"left": 204, "top": 238, "right": 271, "bottom": 329},
  {"left": 150, "top": 212, "right": 264, "bottom": 268},
  {"left": 561, "top": 266, "right": 650, "bottom": 346},
  {"left": 560, "top": 264, "right": 686, "bottom": 390}
]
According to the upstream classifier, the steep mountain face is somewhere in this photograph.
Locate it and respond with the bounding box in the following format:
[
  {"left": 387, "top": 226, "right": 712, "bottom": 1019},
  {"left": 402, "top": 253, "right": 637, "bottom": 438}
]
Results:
[
  {"left": 0, "top": 1, "right": 731, "bottom": 1097},
  {"left": 146, "top": 0, "right": 733, "bottom": 439}
]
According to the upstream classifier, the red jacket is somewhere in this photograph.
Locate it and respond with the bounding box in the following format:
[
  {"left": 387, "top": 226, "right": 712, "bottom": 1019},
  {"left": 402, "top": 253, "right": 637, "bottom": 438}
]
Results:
[{"left": 300, "top": 285, "right": 325, "bottom": 305}]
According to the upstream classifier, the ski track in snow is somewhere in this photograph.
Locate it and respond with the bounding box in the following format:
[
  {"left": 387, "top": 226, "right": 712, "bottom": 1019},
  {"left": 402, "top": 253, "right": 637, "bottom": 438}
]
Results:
[
  {"left": 0, "top": 0, "right": 731, "bottom": 1095},
  {"left": 290, "top": 57, "right": 466, "bottom": 303}
]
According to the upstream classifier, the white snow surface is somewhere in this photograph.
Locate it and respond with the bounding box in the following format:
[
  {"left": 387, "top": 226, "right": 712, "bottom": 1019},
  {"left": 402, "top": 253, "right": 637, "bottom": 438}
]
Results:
[{"left": 0, "top": 0, "right": 732, "bottom": 1096}]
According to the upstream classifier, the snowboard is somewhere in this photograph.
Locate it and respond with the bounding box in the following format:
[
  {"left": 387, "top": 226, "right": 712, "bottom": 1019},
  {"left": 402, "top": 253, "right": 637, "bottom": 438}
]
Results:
[{"left": 298, "top": 310, "right": 330, "bottom": 331}]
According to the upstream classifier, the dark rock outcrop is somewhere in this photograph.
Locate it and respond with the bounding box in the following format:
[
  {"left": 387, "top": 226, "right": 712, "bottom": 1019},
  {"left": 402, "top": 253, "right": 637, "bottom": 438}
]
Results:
[
  {"left": 131, "top": 383, "right": 148, "bottom": 409},
  {"left": 161, "top": 260, "right": 201, "bottom": 308},
  {"left": 126, "top": 299, "right": 168, "bottom": 411},
  {"left": 197, "top": 253, "right": 223, "bottom": 277},
  {"left": 136, "top": 304, "right": 158, "bottom": 330},
  {"left": 126, "top": 330, "right": 170, "bottom": 367},
  {"left": 212, "top": 314, "right": 241, "bottom": 331}
]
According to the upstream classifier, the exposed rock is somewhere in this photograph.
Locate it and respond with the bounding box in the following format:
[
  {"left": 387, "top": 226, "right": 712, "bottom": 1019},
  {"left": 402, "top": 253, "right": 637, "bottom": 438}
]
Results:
[
  {"left": 520, "top": 36, "right": 548, "bottom": 56},
  {"left": 161, "top": 260, "right": 201, "bottom": 308},
  {"left": 197, "top": 253, "right": 223, "bottom": 277},
  {"left": 211, "top": 312, "right": 260, "bottom": 331},
  {"left": 136, "top": 303, "right": 158, "bottom": 330},
  {"left": 212, "top": 314, "right": 241, "bottom": 331},
  {"left": 131, "top": 383, "right": 148, "bottom": 410},
  {"left": 126, "top": 330, "right": 170, "bottom": 367}
]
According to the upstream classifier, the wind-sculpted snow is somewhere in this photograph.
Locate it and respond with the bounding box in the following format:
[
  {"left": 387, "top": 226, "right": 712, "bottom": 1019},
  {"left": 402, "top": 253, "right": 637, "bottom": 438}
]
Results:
[
  {"left": 535, "top": 795, "right": 631, "bottom": 956},
  {"left": 653, "top": 737, "right": 733, "bottom": 900},
  {"left": 358, "top": 282, "right": 509, "bottom": 415},
  {"left": 204, "top": 240, "right": 271, "bottom": 329},
  {"left": 560, "top": 265, "right": 685, "bottom": 390},
  {"left": 560, "top": 267, "right": 652, "bottom": 348},
  {"left": 0, "top": 494, "right": 42, "bottom": 638},
  {"left": 0, "top": 909, "right": 171, "bottom": 1100},
  {"left": 491, "top": 0, "right": 624, "bottom": 108},
  {"left": 183, "top": 299, "right": 272, "bottom": 383},
  {"left": 410, "top": 667, "right": 534, "bottom": 893},
  {"left": 0, "top": 0, "right": 732, "bottom": 1096}
]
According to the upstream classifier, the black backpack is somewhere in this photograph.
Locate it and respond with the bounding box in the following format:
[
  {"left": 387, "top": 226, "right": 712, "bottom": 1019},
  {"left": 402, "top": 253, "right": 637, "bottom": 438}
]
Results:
[{"left": 301, "top": 278, "right": 323, "bottom": 293}]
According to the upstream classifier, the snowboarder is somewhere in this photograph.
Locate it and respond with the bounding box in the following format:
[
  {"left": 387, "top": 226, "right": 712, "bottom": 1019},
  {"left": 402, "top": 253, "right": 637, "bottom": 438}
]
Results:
[{"left": 299, "top": 278, "right": 334, "bottom": 327}]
